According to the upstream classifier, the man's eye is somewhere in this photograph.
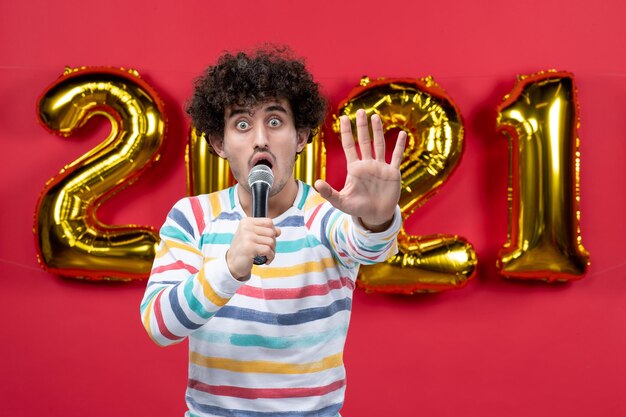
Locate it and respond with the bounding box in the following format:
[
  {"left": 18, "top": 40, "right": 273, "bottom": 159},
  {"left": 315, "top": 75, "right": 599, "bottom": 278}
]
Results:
[
  {"left": 236, "top": 121, "right": 249, "bottom": 130},
  {"left": 268, "top": 118, "right": 282, "bottom": 127}
]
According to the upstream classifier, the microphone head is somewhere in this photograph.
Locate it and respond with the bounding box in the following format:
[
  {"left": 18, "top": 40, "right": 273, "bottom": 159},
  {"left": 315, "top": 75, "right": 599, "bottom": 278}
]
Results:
[{"left": 247, "top": 164, "right": 274, "bottom": 189}]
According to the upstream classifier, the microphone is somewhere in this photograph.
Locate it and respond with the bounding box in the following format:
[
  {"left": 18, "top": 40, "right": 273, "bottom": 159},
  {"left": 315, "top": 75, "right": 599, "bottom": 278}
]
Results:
[{"left": 247, "top": 164, "right": 274, "bottom": 265}]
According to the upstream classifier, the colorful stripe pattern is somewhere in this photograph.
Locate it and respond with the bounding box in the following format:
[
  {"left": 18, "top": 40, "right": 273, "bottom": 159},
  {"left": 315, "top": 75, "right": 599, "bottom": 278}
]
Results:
[{"left": 140, "top": 182, "right": 401, "bottom": 416}]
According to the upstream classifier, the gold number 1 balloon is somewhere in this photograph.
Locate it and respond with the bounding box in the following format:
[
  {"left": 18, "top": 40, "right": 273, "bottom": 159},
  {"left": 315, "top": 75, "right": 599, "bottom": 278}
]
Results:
[
  {"left": 337, "top": 77, "right": 477, "bottom": 293},
  {"left": 496, "top": 71, "right": 590, "bottom": 281},
  {"left": 35, "top": 67, "right": 166, "bottom": 280}
]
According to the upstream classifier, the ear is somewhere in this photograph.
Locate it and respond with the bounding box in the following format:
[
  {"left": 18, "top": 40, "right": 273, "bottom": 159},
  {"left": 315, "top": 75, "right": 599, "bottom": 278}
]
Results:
[
  {"left": 296, "top": 128, "right": 310, "bottom": 153},
  {"left": 208, "top": 134, "right": 227, "bottom": 158}
]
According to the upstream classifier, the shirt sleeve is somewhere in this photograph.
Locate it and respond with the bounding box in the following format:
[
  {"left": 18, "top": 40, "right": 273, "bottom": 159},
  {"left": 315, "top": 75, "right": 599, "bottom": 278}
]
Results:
[
  {"left": 320, "top": 204, "right": 402, "bottom": 270},
  {"left": 139, "top": 197, "right": 245, "bottom": 347}
]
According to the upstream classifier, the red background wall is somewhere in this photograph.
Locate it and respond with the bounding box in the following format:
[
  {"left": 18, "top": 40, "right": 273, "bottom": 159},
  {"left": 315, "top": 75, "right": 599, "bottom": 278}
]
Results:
[{"left": 1, "top": 1, "right": 625, "bottom": 416}]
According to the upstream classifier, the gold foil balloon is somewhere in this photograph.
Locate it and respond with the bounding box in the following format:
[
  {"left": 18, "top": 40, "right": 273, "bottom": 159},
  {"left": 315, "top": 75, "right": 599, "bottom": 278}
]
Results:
[
  {"left": 186, "top": 128, "right": 233, "bottom": 196},
  {"left": 186, "top": 128, "right": 325, "bottom": 195},
  {"left": 294, "top": 130, "right": 326, "bottom": 186},
  {"left": 35, "top": 67, "right": 166, "bottom": 280},
  {"left": 496, "top": 71, "right": 590, "bottom": 281},
  {"left": 336, "top": 77, "right": 477, "bottom": 294}
]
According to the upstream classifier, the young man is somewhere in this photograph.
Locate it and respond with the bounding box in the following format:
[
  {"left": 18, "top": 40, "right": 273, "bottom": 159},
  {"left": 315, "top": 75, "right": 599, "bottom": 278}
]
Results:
[{"left": 141, "top": 47, "right": 406, "bottom": 417}]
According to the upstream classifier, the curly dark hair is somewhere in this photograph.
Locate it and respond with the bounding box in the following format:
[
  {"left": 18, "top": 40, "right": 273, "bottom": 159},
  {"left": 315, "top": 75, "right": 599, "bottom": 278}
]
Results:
[{"left": 186, "top": 46, "right": 327, "bottom": 148}]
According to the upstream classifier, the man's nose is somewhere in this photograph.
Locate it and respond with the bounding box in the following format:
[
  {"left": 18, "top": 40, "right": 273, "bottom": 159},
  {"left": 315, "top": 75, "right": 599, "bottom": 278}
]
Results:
[{"left": 252, "top": 125, "right": 270, "bottom": 148}]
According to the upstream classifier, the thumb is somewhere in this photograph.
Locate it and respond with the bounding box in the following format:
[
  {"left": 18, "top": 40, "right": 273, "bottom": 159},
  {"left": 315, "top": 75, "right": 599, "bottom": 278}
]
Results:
[{"left": 314, "top": 179, "right": 341, "bottom": 207}]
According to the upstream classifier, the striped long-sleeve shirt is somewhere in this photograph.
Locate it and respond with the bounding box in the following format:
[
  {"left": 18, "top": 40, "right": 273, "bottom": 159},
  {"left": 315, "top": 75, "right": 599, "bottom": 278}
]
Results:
[{"left": 140, "top": 181, "right": 401, "bottom": 417}]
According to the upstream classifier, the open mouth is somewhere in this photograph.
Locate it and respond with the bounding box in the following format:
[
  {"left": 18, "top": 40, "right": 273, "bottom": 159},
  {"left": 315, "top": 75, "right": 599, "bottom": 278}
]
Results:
[{"left": 254, "top": 159, "right": 273, "bottom": 169}]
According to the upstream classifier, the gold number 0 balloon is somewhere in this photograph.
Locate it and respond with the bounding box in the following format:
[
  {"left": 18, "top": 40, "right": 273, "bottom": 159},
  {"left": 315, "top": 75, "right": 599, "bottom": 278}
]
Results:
[
  {"left": 496, "top": 71, "right": 590, "bottom": 281},
  {"left": 337, "top": 77, "right": 477, "bottom": 293},
  {"left": 35, "top": 67, "right": 166, "bottom": 280},
  {"left": 186, "top": 128, "right": 234, "bottom": 195},
  {"left": 186, "top": 128, "right": 325, "bottom": 195}
]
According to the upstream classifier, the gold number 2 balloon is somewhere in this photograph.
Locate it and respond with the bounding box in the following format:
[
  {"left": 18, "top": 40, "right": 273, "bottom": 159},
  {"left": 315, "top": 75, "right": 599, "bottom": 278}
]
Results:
[
  {"left": 337, "top": 77, "right": 477, "bottom": 293},
  {"left": 496, "top": 71, "right": 590, "bottom": 281},
  {"left": 35, "top": 67, "right": 166, "bottom": 280},
  {"left": 186, "top": 128, "right": 325, "bottom": 195}
]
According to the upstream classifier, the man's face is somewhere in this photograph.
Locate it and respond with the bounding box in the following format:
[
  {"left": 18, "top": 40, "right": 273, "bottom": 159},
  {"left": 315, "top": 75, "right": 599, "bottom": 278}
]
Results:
[{"left": 211, "top": 99, "right": 309, "bottom": 197}]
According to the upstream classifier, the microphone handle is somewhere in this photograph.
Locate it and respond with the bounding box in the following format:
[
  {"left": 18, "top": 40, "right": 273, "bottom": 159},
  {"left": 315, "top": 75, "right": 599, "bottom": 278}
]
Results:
[
  {"left": 253, "top": 255, "right": 267, "bottom": 265},
  {"left": 251, "top": 182, "right": 270, "bottom": 265}
]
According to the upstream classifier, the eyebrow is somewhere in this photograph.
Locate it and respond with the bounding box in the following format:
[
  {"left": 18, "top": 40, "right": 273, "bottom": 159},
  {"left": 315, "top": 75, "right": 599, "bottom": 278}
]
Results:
[
  {"left": 264, "top": 104, "right": 288, "bottom": 114},
  {"left": 227, "top": 103, "right": 288, "bottom": 119}
]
